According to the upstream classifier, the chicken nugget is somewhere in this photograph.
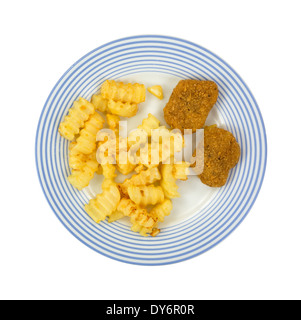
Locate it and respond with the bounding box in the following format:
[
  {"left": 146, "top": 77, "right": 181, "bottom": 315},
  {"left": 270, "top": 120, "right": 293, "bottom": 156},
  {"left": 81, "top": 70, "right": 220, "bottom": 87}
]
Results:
[
  {"left": 164, "top": 80, "right": 218, "bottom": 133},
  {"left": 192, "top": 125, "right": 241, "bottom": 187}
]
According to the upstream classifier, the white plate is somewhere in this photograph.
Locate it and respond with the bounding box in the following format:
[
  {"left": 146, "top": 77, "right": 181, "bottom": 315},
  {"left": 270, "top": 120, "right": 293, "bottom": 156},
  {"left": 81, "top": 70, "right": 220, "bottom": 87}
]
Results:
[{"left": 36, "top": 36, "right": 267, "bottom": 265}]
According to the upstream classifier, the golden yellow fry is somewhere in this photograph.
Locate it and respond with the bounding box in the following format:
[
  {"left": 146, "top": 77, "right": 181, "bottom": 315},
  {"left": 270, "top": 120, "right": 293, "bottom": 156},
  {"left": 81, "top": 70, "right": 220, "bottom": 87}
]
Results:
[
  {"left": 115, "top": 136, "right": 136, "bottom": 175},
  {"left": 101, "top": 164, "right": 117, "bottom": 190},
  {"left": 106, "top": 114, "right": 120, "bottom": 134},
  {"left": 151, "top": 228, "right": 161, "bottom": 237},
  {"left": 102, "top": 163, "right": 117, "bottom": 179},
  {"left": 101, "top": 178, "right": 116, "bottom": 191},
  {"left": 150, "top": 199, "right": 173, "bottom": 222},
  {"left": 85, "top": 185, "right": 120, "bottom": 223},
  {"left": 59, "top": 98, "right": 95, "bottom": 140},
  {"left": 68, "top": 153, "right": 99, "bottom": 190},
  {"left": 129, "top": 166, "right": 161, "bottom": 185},
  {"left": 128, "top": 185, "right": 164, "bottom": 207},
  {"left": 101, "top": 80, "right": 146, "bottom": 104},
  {"left": 134, "top": 164, "right": 145, "bottom": 173},
  {"left": 120, "top": 167, "right": 161, "bottom": 196},
  {"left": 132, "top": 226, "right": 154, "bottom": 237},
  {"left": 137, "top": 113, "right": 160, "bottom": 136},
  {"left": 107, "top": 100, "right": 138, "bottom": 118},
  {"left": 173, "top": 162, "right": 190, "bottom": 181},
  {"left": 91, "top": 94, "right": 108, "bottom": 112},
  {"left": 117, "top": 199, "right": 158, "bottom": 236},
  {"left": 69, "top": 141, "right": 85, "bottom": 170},
  {"left": 96, "top": 165, "right": 103, "bottom": 175},
  {"left": 73, "top": 112, "right": 105, "bottom": 154},
  {"left": 148, "top": 85, "right": 164, "bottom": 100},
  {"left": 108, "top": 211, "right": 125, "bottom": 223},
  {"left": 116, "top": 162, "right": 137, "bottom": 175},
  {"left": 161, "top": 164, "right": 180, "bottom": 198}
]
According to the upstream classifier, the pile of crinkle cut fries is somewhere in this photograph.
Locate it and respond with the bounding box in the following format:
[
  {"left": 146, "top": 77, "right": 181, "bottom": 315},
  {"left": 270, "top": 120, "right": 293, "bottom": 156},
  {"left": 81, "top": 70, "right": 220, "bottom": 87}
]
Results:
[{"left": 59, "top": 80, "right": 190, "bottom": 237}]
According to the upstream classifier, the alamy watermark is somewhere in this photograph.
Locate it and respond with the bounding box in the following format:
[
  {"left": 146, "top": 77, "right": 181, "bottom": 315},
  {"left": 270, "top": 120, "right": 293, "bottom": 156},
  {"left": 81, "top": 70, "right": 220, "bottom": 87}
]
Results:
[{"left": 96, "top": 121, "right": 204, "bottom": 175}]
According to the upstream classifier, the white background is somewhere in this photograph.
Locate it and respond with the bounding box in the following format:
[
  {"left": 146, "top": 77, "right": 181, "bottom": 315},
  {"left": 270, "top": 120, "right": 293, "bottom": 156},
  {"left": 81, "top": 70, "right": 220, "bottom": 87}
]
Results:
[{"left": 1, "top": 0, "right": 300, "bottom": 300}]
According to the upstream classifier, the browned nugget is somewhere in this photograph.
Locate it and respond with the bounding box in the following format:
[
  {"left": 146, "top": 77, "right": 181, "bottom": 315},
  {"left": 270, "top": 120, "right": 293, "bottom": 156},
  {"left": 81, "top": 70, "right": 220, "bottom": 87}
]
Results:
[
  {"left": 192, "top": 126, "right": 241, "bottom": 187},
  {"left": 164, "top": 80, "right": 218, "bottom": 133}
]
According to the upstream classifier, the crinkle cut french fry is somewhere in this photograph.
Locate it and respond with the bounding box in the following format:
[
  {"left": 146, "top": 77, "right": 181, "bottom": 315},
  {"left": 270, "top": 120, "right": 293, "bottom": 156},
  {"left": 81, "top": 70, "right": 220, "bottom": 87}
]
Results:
[
  {"left": 91, "top": 94, "right": 108, "bottom": 113},
  {"left": 119, "top": 167, "right": 161, "bottom": 196},
  {"left": 128, "top": 185, "right": 164, "bottom": 207},
  {"left": 137, "top": 113, "right": 160, "bottom": 136},
  {"left": 116, "top": 162, "right": 137, "bottom": 175},
  {"left": 106, "top": 114, "right": 120, "bottom": 135},
  {"left": 172, "top": 162, "right": 190, "bottom": 181},
  {"left": 69, "top": 141, "right": 86, "bottom": 170},
  {"left": 101, "top": 164, "right": 117, "bottom": 190},
  {"left": 117, "top": 199, "right": 158, "bottom": 236},
  {"left": 151, "top": 228, "right": 161, "bottom": 237},
  {"left": 68, "top": 153, "right": 99, "bottom": 190},
  {"left": 134, "top": 164, "right": 145, "bottom": 173},
  {"left": 59, "top": 98, "right": 95, "bottom": 140},
  {"left": 161, "top": 164, "right": 180, "bottom": 198},
  {"left": 150, "top": 199, "right": 173, "bottom": 222},
  {"left": 102, "top": 164, "right": 117, "bottom": 180},
  {"left": 74, "top": 112, "right": 105, "bottom": 154},
  {"left": 108, "top": 211, "right": 125, "bottom": 223},
  {"left": 101, "top": 80, "right": 146, "bottom": 104},
  {"left": 85, "top": 185, "right": 120, "bottom": 223},
  {"left": 107, "top": 100, "right": 138, "bottom": 118}
]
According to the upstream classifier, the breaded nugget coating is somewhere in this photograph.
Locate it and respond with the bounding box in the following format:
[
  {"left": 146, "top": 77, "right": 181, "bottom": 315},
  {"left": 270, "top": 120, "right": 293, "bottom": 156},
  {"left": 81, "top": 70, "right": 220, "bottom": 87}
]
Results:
[
  {"left": 164, "top": 80, "right": 218, "bottom": 132},
  {"left": 193, "top": 126, "right": 241, "bottom": 187}
]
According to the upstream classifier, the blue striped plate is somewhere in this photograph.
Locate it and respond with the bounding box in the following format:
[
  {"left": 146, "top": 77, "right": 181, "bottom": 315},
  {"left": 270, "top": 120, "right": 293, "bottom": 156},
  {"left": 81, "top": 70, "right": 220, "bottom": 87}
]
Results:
[{"left": 35, "top": 35, "right": 267, "bottom": 265}]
